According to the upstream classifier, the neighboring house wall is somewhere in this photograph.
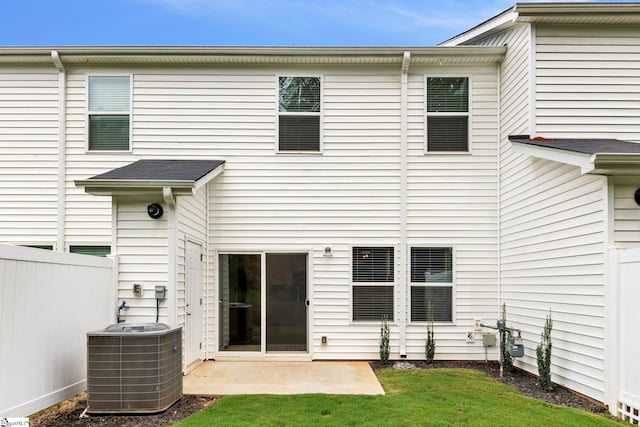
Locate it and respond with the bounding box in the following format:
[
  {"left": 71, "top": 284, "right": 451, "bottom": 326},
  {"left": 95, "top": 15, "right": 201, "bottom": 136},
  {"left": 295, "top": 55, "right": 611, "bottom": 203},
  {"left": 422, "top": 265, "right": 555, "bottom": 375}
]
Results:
[
  {"left": 466, "top": 23, "right": 610, "bottom": 402},
  {"left": 0, "top": 245, "right": 112, "bottom": 417},
  {"left": 0, "top": 70, "right": 59, "bottom": 246},
  {"left": 535, "top": 24, "right": 640, "bottom": 142}
]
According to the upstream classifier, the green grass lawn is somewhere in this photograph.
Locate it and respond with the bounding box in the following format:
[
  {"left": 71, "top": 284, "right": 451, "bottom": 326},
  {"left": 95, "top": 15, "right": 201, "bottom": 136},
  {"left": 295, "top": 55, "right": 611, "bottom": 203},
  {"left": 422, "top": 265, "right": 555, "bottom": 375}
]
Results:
[{"left": 174, "top": 368, "right": 621, "bottom": 426}]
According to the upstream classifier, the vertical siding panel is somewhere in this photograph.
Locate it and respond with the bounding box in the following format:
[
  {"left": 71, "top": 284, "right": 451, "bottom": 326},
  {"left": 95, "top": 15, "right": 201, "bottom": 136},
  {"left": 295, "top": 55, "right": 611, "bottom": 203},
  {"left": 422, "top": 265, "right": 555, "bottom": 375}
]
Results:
[{"left": 177, "top": 188, "right": 208, "bottom": 362}]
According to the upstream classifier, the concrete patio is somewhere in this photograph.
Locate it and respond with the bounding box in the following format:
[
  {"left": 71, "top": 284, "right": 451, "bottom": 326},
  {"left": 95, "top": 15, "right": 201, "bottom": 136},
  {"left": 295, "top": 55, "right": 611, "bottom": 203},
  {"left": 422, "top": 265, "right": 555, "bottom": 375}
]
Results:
[{"left": 183, "top": 361, "right": 385, "bottom": 395}]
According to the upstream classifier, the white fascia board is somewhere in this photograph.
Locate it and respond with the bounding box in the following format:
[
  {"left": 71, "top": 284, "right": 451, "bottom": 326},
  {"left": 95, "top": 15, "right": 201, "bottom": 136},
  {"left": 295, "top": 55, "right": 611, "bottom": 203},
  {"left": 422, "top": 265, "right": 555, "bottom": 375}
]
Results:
[
  {"left": 511, "top": 141, "right": 594, "bottom": 174},
  {"left": 439, "top": 7, "right": 518, "bottom": 46},
  {"left": 193, "top": 163, "right": 225, "bottom": 193},
  {"left": 75, "top": 179, "right": 196, "bottom": 196}
]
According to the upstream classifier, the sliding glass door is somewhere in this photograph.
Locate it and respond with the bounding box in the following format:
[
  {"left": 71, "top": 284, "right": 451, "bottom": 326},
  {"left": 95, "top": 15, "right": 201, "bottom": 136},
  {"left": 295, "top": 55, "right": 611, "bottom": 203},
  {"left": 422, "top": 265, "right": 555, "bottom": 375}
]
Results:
[
  {"left": 219, "top": 252, "right": 308, "bottom": 354},
  {"left": 266, "top": 253, "right": 307, "bottom": 352}
]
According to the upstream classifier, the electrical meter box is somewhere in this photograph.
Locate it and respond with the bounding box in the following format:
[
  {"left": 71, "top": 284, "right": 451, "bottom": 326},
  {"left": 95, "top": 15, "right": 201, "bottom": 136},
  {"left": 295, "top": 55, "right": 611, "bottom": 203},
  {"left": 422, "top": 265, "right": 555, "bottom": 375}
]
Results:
[{"left": 507, "top": 336, "right": 524, "bottom": 358}]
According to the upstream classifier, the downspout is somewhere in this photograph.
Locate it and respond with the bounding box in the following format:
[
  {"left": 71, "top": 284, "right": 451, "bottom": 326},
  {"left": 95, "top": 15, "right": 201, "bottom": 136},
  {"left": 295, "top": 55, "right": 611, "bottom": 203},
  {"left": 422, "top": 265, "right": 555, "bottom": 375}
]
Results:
[
  {"left": 52, "top": 50, "right": 66, "bottom": 252},
  {"left": 163, "top": 186, "right": 177, "bottom": 327},
  {"left": 399, "top": 51, "right": 410, "bottom": 358}
]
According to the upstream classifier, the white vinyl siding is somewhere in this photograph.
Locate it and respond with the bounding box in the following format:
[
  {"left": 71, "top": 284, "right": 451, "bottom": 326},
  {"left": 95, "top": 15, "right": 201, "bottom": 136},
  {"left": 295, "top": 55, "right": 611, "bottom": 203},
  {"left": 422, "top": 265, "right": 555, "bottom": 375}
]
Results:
[
  {"left": 206, "top": 71, "right": 403, "bottom": 360},
  {"left": 464, "top": 22, "right": 614, "bottom": 404},
  {"left": 0, "top": 71, "right": 59, "bottom": 245},
  {"left": 536, "top": 25, "right": 640, "bottom": 141},
  {"left": 613, "top": 177, "right": 640, "bottom": 247},
  {"left": 115, "top": 199, "right": 169, "bottom": 323},
  {"left": 406, "top": 64, "right": 499, "bottom": 360}
]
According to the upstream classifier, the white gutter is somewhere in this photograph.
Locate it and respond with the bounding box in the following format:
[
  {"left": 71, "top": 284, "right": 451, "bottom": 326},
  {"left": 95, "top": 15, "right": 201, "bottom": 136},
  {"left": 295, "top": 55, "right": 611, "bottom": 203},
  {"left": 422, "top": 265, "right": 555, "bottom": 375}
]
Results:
[
  {"left": 52, "top": 50, "right": 66, "bottom": 252},
  {"left": 399, "top": 51, "right": 410, "bottom": 358}
]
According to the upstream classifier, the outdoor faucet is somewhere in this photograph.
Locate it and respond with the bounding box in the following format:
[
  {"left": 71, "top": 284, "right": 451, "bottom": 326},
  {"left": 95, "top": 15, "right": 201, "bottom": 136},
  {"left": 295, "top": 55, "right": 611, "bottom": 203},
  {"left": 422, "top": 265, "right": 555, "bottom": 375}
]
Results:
[{"left": 117, "top": 300, "right": 130, "bottom": 323}]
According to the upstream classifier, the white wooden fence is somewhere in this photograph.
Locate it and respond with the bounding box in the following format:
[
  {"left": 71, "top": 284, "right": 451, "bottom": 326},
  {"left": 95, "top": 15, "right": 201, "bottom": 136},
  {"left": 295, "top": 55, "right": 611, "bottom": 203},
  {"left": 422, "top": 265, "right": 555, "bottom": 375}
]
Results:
[
  {"left": 0, "top": 244, "right": 114, "bottom": 417},
  {"left": 618, "top": 248, "right": 640, "bottom": 424}
]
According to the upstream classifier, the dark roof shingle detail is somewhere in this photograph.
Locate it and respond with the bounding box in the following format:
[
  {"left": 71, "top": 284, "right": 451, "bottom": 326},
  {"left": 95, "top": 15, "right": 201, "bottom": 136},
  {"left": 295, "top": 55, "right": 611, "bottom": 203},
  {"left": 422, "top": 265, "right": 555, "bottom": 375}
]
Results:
[
  {"left": 508, "top": 136, "right": 640, "bottom": 155},
  {"left": 89, "top": 159, "right": 225, "bottom": 181}
]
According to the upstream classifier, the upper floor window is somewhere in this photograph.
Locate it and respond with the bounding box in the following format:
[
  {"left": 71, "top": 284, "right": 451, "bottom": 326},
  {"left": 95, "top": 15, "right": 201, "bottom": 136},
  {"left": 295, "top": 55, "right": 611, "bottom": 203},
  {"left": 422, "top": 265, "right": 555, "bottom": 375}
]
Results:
[
  {"left": 88, "top": 76, "right": 131, "bottom": 151},
  {"left": 426, "top": 77, "right": 469, "bottom": 152},
  {"left": 278, "top": 76, "right": 321, "bottom": 152}
]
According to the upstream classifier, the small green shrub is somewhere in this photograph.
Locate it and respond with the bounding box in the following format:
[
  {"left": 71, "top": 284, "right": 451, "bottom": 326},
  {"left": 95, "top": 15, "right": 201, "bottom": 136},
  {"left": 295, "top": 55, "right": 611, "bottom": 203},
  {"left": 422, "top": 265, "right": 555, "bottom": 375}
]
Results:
[
  {"left": 425, "top": 302, "right": 435, "bottom": 364},
  {"left": 537, "top": 310, "right": 553, "bottom": 392},
  {"left": 379, "top": 315, "right": 390, "bottom": 363},
  {"left": 500, "top": 303, "right": 513, "bottom": 372}
]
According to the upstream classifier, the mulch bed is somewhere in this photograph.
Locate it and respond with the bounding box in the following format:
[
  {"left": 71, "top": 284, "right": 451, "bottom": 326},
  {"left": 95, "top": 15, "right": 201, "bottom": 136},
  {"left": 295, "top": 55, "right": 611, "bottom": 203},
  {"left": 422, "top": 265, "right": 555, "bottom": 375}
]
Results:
[
  {"left": 30, "top": 360, "right": 606, "bottom": 426},
  {"left": 29, "top": 393, "right": 215, "bottom": 427}
]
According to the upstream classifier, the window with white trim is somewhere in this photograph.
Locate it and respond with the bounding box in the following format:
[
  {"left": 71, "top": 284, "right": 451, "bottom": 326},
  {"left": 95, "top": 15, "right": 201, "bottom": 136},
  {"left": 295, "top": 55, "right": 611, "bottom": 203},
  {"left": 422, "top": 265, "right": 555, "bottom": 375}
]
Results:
[
  {"left": 352, "top": 246, "right": 394, "bottom": 321},
  {"left": 278, "top": 76, "right": 320, "bottom": 152},
  {"left": 410, "top": 247, "right": 453, "bottom": 322},
  {"left": 426, "top": 77, "right": 469, "bottom": 152},
  {"left": 88, "top": 76, "right": 131, "bottom": 151}
]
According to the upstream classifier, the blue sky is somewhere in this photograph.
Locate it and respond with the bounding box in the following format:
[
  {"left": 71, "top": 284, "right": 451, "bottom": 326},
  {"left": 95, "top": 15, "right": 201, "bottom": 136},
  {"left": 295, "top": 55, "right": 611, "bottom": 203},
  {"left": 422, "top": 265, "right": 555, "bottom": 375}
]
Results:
[{"left": 0, "top": 0, "right": 629, "bottom": 46}]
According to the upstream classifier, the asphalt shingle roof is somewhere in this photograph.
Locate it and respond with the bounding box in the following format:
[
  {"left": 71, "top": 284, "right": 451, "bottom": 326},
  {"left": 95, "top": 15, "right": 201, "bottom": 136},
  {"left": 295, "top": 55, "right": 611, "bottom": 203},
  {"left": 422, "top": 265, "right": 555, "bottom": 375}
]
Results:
[
  {"left": 89, "top": 159, "right": 225, "bottom": 181},
  {"left": 508, "top": 136, "right": 640, "bottom": 155}
]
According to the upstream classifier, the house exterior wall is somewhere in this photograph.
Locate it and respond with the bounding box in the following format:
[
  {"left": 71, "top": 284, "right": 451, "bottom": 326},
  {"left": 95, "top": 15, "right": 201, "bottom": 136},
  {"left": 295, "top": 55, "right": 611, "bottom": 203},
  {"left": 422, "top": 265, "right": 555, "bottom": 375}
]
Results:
[
  {"left": 0, "top": 62, "right": 501, "bottom": 361},
  {"left": 211, "top": 65, "right": 499, "bottom": 359},
  {"left": 0, "top": 69, "right": 59, "bottom": 246}
]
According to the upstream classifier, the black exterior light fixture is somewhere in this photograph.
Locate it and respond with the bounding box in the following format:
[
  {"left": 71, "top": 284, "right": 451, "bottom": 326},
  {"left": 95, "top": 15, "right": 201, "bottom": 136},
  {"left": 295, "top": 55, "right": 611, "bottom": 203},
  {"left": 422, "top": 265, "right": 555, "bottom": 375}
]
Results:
[
  {"left": 147, "top": 203, "right": 164, "bottom": 219},
  {"left": 635, "top": 188, "right": 640, "bottom": 206}
]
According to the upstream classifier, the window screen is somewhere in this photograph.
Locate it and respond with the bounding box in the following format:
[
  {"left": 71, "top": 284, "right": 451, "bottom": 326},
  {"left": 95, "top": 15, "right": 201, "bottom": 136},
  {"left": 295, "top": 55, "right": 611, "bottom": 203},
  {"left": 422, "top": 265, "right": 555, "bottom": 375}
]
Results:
[{"left": 353, "top": 285, "right": 394, "bottom": 321}]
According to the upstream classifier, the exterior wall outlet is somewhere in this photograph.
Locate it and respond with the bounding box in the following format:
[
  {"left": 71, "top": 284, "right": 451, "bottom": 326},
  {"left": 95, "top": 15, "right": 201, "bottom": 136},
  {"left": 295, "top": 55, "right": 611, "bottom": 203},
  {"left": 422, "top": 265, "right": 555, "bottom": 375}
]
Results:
[
  {"left": 466, "top": 331, "right": 475, "bottom": 343},
  {"left": 474, "top": 319, "right": 482, "bottom": 330},
  {"left": 321, "top": 336, "right": 327, "bottom": 344}
]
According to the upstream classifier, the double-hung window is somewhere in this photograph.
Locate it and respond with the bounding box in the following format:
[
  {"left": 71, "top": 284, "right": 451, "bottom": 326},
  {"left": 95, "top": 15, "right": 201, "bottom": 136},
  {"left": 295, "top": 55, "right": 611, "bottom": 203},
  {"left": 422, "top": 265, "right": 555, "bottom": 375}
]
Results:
[
  {"left": 426, "top": 77, "right": 469, "bottom": 152},
  {"left": 88, "top": 76, "right": 131, "bottom": 151},
  {"left": 410, "top": 247, "right": 454, "bottom": 322},
  {"left": 352, "top": 246, "right": 394, "bottom": 321},
  {"left": 278, "top": 76, "right": 321, "bottom": 152}
]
